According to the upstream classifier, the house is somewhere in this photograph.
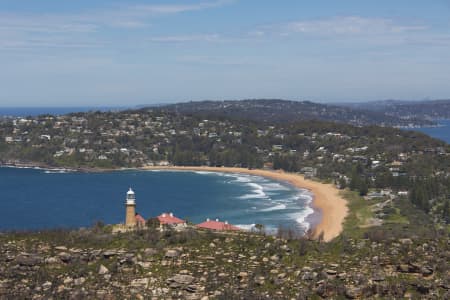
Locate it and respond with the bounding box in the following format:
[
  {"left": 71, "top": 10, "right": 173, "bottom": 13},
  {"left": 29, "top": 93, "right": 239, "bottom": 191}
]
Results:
[
  {"left": 135, "top": 213, "right": 146, "bottom": 227},
  {"left": 157, "top": 212, "right": 186, "bottom": 227},
  {"left": 366, "top": 191, "right": 384, "bottom": 200},
  {"left": 196, "top": 218, "right": 240, "bottom": 231},
  {"left": 398, "top": 191, "right": 409, "bottom": 196}
]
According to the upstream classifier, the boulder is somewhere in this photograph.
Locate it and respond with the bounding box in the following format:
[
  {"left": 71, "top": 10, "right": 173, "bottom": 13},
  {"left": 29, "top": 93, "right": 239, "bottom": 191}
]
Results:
[
  {"left": 16, "top": 255, "right": 42, "bottom": 267},
  {"left": 102, "top": 250, "right": 117, "bottom": 258},
  {"left": 58, "top": 252, "right": 72, "bottom": 263},
  {"left": 421, "top": 265, "right": 433, "bottom": 276},
  {"left": 167, "top": 274, "right": 195, "bottom": 285},
  {"left": 345, "top": 285, "right": 362, "bottom": 299},
  {"left": 325, "top": 269, "right": 337, "bottom": 276},
  {"left": 165, "top": 249, "right": 179, "bottom": 258},
  {"left": 98, "top": 264, "right": 109, "bottom": 275},
  {"left": 45, "top": 256, "right": 59, "bottom": 264},
  {"left": 238, "top": 272, "right": 248, "bottom": 280},
  {"left": 73, "top": 277, "right": 86, "bottom": 286},
  {"left": 397, "top": 264, "right": 410, "bottom": 273},
  {"left": 270, "top": 254, "right": 280, "bottom": 262},
  {"left": 399, "top": 238, "right": 413, "bottom": 245}
]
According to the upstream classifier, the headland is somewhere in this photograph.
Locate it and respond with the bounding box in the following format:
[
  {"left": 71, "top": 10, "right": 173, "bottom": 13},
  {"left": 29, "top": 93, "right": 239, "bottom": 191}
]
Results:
[{"left": 143, "top": 166, "right": 348, "bottom": 242}]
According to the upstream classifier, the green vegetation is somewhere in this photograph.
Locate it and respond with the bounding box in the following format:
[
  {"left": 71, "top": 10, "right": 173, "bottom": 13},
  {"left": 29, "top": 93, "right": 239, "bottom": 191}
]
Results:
[
  {"left": 0, "top": 200, "right": 448, "bottom": 299},
  {"left": 0, "top": 100, "right": 449, "bottom": 298},
  {"left": 341, "top": 191, "right": 373, "bottom": 238},
  {"left": 1, "top": 105, "right": 449, "bottom": 225}
]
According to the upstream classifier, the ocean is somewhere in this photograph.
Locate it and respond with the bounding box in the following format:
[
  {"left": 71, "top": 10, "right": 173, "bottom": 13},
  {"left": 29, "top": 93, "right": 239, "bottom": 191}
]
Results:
[
  {"left": 0, "top": 167, "right": 314, "bottom": 233},
  {"left": 412, "top": 119, "right": 450, "bottom": 144}
]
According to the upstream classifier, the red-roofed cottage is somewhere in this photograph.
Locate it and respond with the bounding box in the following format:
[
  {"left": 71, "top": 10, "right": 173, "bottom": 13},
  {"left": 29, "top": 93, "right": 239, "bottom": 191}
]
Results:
[
  {"left": 135, "top": 213, "right": 146, "bottom": 228},
  {"left": 157, "top": 212, "right": 186, "bottom": 229},
  {"left": 196, "top": 218, "right": 240, "bottom": 231}
]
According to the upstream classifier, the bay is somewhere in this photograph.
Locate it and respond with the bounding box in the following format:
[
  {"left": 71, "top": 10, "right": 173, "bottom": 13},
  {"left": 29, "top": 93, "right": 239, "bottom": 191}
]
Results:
[
  {"left": 0, "top": 167, "right": 313, "bottom": 233},
  {"left": 413, "top": 120, "right": 450, "bottom": 144}
]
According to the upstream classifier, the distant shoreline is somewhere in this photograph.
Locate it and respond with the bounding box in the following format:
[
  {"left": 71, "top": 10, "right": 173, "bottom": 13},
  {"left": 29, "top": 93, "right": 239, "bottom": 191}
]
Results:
[{"left": 142, "top": 166, "right": 348, "bottom": 242}]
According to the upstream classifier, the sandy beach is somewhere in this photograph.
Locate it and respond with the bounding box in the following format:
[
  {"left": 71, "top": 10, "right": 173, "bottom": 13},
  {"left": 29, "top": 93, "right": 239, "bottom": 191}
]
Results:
[{"left": 143, "top": 166, "right": 348, "bottom": 242}]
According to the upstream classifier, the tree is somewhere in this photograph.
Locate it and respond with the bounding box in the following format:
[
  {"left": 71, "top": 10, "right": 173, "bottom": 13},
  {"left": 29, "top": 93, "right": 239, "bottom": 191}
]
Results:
[
  {"left": 359, "top": 180, "right": 368, "bottom": 196},
  {"left": 146, "top": 217, "right": 160, "bottom": 229}
]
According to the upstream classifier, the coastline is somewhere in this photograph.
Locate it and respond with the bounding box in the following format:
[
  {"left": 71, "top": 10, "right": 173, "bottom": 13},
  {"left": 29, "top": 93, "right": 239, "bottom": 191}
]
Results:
[
  {"left": 1, "top": 162, "right": 349, "bottom": 241},
  {"left": 142, "top": 166, "right": 348, "bottom": 242}
]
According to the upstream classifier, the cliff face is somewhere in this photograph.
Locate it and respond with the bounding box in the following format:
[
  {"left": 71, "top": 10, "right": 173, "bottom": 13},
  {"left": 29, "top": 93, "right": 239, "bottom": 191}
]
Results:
[{"left": 0, "top": 226, "right": 449, "bottom": 299}]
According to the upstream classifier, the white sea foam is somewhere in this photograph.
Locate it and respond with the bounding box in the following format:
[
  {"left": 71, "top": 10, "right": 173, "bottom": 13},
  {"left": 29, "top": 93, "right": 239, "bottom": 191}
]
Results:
[
  {"left": 194, "top": 171, "right": 220, "bottom": 175},
  {"left": 289, "top": 191, "right": 314, "bottom": 231},
  {"left": 44, "top": 170, "right": 70, "bottom": 174},
  {"left": 260, "top": 182, "right": 290, "bottom": 191},
  {"left": 291, "top": 205, "right": 315, "bottom": 231},
  {"left": 260, "top": 203, "right": 287, "bottom": 212},
  {"left": 2, "top": 165, "right": 76, "bottom": 173},
  {"left": 233, "top": 175, "right": 252, "bottom": 183},
  {"left": 238, "top": 182, "right": 268, "bottom": 199}
]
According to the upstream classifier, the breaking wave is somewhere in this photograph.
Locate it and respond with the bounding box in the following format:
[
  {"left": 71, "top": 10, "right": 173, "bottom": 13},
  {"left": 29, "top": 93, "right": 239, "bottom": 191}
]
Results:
[{"left": 260, "top": 203, "right": 287, "bottom": 211}]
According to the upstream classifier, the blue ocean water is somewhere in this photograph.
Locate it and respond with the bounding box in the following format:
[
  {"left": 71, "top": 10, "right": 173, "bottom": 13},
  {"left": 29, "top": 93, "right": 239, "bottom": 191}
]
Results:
[
  {"left": 0, "top": 168, "right": 313, "bottom": 232},
  {"left": 413, "top": 120, "right": 450, "bottom": 144}
]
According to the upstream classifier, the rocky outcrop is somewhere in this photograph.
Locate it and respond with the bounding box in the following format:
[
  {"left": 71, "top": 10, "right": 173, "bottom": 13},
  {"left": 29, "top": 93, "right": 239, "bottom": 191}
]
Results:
[{"left": 0, "top": 229, "right": 448, "bottom": 299}]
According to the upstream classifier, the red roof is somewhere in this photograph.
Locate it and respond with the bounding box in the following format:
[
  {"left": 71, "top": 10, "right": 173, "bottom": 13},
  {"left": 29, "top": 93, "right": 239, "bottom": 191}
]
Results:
[
  {"left": 135, "top": 214, "right": 146, "bottom": 225},
  {"left": 196, "top": 219, "right": 240, "bottom": 231},
  {"left": 157, "top": 213, "right": 185, "bottom": 225}
]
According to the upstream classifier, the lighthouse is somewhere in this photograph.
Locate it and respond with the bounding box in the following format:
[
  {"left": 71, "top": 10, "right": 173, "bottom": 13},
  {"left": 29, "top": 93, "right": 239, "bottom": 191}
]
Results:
[{"left": 125, "top": 188, "right": 136, "bottom": 227}]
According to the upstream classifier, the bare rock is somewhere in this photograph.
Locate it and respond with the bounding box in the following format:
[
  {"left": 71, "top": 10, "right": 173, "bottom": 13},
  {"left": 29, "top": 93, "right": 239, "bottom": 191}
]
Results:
[
  {"left": 345, "top": 285, "right": 362, "bottom": 299},
  {"left": 45, "top": 256, "right": 59, "bottom": 264},
  {"left": 73, "top": 277, "right": 86, "bottom": 286},
  {"left": 167, "top": 274, "right": 195, "bottom": 286},
  {"left": 58, "top": 252, "right": 72, "bottom": 263},
  {"left": 399, "top": 238, "right": 413, "bottom": 245},
  {"left": 421, "top": 265, "right": 433, "bottom": 276},
  {"left": 238, "top": 272, "right": 248, "bottom": 279},
  {"left": 165, "top": 249, "right": 180, "bottom": 258},
  {"left": 131, "top": 278, "right": 149, "bottom": 289},
  {"left": 98, "top": 264, "right": 109, "bottom": 275},
  {"left": 16, "top": 254, "right": 42, "bottom": 267},
  {"left": 102, "top": 250, "right": 117, "bottom": 258},
  {"left": 325, "top": 269, "right": 337, "bottom": 276}
]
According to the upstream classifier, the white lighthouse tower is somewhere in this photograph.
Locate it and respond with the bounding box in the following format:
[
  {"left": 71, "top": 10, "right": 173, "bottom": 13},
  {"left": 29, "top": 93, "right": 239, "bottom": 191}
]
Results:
[{"left": 125, "top": 188, "right": 136, "bottom": 227}]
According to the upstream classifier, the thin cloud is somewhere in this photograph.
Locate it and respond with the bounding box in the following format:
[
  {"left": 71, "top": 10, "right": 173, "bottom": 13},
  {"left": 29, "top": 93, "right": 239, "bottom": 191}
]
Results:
[
  {"left": 0, "top": 0, "right": 235, "bottom": 50},
  {"left": 284, "top": 16, "right": 428, "bottom": 36},
  {"left": 132, "top": 0, "right": 235, "bottom": 15},
  {"left": 176, "top": 55, "right": 257, "bottom": 66},
  {"left": 149, "top": 34, "right": 222, "bottom": 43}
]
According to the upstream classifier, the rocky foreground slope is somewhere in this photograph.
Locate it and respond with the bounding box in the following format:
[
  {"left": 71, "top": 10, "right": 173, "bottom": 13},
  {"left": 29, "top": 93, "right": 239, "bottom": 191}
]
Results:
[{"left": 0, "top": 223, "right": 449, "bottom": 300}]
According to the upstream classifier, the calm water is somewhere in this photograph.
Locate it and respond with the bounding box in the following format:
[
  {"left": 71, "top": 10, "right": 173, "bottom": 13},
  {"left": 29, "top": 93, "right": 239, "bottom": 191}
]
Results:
[
  {"left": 413, "top": 120, "right": 450, "bottom": 144},
  {"left": 0, "top": 168, "right": 313, "bottom": 232}
]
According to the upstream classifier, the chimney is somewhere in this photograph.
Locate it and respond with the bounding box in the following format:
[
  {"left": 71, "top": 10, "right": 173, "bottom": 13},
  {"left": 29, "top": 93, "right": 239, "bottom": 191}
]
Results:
[
  {"left": 206, "top": 218, "right": 210, "bottom": 222},
  {"left": 170, "top": 212, "right": 173, "bottom": 217},
  {"left": 225, "top": 221, "right": 228, "bottom": 224},
  {"left": 215, "top": 218, "right": 219, "bottom": 222},
  {"left": 162, "top": 213, "right": 166, "bottom": 217}
]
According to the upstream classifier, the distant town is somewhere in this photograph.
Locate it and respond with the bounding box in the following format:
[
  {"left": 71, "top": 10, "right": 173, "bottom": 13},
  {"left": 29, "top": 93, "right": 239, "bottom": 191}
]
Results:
[{"left": 0, "top": 100, "right": 449, "bottom": 227}]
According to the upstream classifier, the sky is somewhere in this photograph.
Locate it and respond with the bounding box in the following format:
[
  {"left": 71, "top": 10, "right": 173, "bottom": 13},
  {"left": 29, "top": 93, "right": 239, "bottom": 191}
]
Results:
[{"left": 1, "top": 0, "right": 450, "bottom": 106}]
